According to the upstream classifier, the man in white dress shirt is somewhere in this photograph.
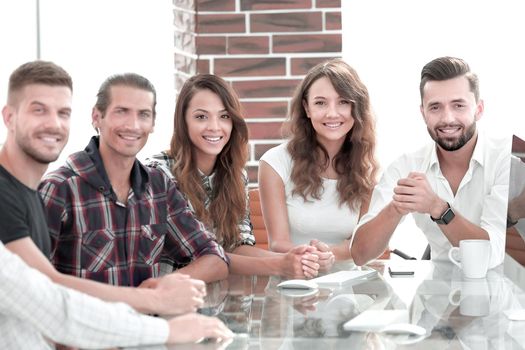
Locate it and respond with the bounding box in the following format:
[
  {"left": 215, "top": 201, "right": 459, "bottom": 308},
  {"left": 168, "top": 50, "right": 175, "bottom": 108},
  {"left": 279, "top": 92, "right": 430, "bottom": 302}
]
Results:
[{"left": 352, "top": 56, "right": 510, "bottom": 268}]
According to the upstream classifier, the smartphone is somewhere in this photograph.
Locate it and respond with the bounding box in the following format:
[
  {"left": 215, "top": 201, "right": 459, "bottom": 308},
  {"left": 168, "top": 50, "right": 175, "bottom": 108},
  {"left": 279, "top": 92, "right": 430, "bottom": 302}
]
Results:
[{"left": 388, "top": 267, "right": 415, "bottom": 277}]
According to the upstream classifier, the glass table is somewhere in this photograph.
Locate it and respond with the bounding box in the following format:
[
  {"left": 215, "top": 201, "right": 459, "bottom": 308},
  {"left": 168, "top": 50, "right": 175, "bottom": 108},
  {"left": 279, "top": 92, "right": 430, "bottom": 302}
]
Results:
[{"left": 129, "top": 259, "right": 525, "bottom": 350}]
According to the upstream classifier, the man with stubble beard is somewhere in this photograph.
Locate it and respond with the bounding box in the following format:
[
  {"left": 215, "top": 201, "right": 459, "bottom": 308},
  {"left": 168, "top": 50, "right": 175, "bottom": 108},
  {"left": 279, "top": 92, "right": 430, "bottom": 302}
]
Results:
[{"left": 351, "top": 56, "right": 510, "bottom": 269}]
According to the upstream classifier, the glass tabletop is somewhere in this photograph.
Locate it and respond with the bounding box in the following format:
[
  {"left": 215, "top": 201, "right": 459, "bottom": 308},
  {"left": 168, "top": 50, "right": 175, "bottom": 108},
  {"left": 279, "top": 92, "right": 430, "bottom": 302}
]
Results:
[{"left": 127, "top": 259, "right": 525, "bottom": 350}]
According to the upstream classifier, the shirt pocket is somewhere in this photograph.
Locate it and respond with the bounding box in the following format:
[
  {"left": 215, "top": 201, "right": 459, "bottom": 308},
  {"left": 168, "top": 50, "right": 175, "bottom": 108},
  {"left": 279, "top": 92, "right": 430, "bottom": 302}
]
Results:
[
  {"left": 81, "top": 228, "right": 116, "bottom": 272},
  {"left": 138, "top": 223, "right": 167, "bottom": 265}
]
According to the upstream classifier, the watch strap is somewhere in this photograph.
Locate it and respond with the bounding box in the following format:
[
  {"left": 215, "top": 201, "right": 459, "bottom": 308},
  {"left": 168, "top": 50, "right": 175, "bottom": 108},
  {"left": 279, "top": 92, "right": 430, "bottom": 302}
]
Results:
[{"left": 430, "top": 202, "right": 455, "bottom": 225}]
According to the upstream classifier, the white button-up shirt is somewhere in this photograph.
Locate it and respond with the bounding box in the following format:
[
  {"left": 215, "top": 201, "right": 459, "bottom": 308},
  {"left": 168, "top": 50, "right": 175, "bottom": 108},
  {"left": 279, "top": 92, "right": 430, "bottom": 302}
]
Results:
[
  {"left": 0, "top": 242, "right": 168, "bottom": 349},
  {"left": 509, "top": 155, "right": 525, "bottom": 238},
  {"left": 357, "top": 132, "right": 511, "bottom": 268}
]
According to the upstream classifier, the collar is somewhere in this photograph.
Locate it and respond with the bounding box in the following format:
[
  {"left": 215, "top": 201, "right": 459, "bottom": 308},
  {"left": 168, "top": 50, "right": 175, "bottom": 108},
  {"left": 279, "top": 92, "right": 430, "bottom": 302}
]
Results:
[
  {"left": 198, "top": 168, "right": 215, "bottom": 196},
  {"left": 423, "top": 129, "right": 485, "bottom": 173},
  {"left": 72, "top": 136, "right": 150, "bottom": 197}
]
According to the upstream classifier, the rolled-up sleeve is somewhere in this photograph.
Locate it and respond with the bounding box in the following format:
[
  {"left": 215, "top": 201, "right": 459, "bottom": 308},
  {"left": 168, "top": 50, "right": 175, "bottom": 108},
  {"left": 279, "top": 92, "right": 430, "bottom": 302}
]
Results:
[
  {"left": 481, "top": 150, "right": 510, "bottom": 268},
  {"left": 354, "top": 160, "right": 406, "bottom": 233}
]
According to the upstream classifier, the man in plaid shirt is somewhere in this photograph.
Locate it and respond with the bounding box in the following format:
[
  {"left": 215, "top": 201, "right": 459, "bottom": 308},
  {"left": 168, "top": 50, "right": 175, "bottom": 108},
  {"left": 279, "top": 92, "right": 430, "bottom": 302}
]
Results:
[
  {"left": 0, "top": 60, "right": 231, "bottom": 348},
  {"left": 39, "top": 73, "right": 229, "bottom": 287}
]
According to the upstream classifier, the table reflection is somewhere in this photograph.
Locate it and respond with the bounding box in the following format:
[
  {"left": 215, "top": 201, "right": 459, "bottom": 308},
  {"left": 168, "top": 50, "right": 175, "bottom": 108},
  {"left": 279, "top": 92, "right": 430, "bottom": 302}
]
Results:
[{"left": 123, "top": 260, "right": 525, "bottom": 350}]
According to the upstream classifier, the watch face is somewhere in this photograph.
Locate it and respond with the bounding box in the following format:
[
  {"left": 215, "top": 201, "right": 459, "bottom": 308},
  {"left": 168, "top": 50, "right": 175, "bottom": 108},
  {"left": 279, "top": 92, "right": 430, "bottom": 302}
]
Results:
[{"left": 442, "top": 207, "right": 455, "bottom": 224}]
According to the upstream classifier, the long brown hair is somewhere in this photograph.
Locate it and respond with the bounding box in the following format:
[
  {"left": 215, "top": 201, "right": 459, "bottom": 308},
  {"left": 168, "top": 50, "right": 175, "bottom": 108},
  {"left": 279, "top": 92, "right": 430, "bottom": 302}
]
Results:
[
  {"left": 169, "top": 74, "right": 248, "bottom": 250},
  {"left": 286, "top": 58, "right": 378, "bottom": 209}
]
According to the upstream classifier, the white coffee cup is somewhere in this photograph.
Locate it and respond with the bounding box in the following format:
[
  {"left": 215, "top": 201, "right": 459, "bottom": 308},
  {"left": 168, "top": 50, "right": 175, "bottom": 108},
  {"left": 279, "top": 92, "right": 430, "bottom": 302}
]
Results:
[
  {"left": 448, "top": 278, "right": 490, "bottom": 316},
  {"left": 448, "top": 239, "right": 490, "bottom": 279}
]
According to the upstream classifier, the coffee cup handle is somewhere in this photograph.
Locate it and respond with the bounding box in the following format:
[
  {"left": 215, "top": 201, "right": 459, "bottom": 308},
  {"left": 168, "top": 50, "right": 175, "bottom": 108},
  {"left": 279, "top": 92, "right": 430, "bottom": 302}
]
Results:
[
  {"left": 448, "top": 247, "right": 461, "bottom": 268},
  {"left": 448, "top": 288, "right": 461, "bottom": 306}
]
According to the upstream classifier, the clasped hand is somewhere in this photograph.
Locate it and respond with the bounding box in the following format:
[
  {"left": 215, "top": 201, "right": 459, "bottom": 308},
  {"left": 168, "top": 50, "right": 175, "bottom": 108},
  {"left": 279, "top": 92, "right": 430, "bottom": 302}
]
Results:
[
  {"left": 309, "top": 239, "right": 335, "bottom": 272},
  {"left": 284, "top": 245, "right": 320, "bottom": 279},
  {"left": 392, "top": 172, "right": 445, "bottom": 217},
  {"left": 139, "top": 272, "right": 206, "bottom": 315}
]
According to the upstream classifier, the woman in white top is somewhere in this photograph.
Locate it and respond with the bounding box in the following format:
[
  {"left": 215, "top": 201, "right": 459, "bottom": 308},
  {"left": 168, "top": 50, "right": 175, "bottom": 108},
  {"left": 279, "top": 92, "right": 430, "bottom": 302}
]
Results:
[
  {"left": 259, "top": 58, "right": 378, "bottom": 270},
  {"left": 147, "top": 74, "right": 319, "bottom": 278}
]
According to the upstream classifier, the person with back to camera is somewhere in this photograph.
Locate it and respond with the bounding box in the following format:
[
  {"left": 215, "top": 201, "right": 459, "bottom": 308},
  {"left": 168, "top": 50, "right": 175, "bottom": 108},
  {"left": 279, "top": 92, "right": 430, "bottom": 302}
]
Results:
[
  {"left": 147, "top": 74, "right": 320, "bottom": 279},
  {"left": 258, "top": 58, "right": 379, "bottom": 271}
]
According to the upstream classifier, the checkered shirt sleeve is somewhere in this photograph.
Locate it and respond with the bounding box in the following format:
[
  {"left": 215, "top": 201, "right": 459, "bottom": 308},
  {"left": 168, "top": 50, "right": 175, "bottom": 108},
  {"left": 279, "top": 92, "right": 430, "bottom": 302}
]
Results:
[
  {"left": 0, "top": 243, "right": 168, "bottom": 349},
  {"left": 146, "top": 152, "right": 255, "bottom": 249}
]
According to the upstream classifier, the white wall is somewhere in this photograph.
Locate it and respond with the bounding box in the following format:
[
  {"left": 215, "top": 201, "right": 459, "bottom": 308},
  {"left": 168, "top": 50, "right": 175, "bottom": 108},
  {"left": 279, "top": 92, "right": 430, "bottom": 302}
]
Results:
[
  {"left": 0, "top": 0, "right": 175, "bottom": 168},
  {"left": 0, "top": 0, "right": 36, "bottom": 143},
  {"left": 343, "top": 0, "right": 523, "bottom": 258}
]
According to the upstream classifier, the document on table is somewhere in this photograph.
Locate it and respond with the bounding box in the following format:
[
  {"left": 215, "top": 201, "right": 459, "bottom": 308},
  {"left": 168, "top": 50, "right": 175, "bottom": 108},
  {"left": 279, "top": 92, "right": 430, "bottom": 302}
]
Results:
[
  {"left": 311, "top": 269, "right": 378, "bottom": 287},
  {"left": 343, "top": 309, "right": 409, "bottom": 332}
]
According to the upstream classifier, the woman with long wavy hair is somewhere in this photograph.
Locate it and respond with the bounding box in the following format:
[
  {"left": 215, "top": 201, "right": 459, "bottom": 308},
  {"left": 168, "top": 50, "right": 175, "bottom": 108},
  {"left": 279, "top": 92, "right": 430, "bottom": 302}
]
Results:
[
  {"left": 259, "top": 59, "right": 378, "bottom": 271},
  {"left": 147, "top": 74, "right": 319, "bottom": 278}
]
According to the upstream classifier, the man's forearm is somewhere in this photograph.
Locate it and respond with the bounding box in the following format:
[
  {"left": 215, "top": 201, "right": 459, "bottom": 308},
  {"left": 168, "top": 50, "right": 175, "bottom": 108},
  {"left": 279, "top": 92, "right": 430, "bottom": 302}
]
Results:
[
  {"left": 176, "top": 255, "right": 228, "bottom": 282},
  {"left": 351, "top": 202, "right": 403, "bottom": 265},
  {"left": 438, "top": 211, "right": 490, "bottom": 247},
  {"left": 6, "top": 237, "right": 160, "bottom": 315},
  {"left": 52, "top": 272, "right": 159, "bottom": 314}
]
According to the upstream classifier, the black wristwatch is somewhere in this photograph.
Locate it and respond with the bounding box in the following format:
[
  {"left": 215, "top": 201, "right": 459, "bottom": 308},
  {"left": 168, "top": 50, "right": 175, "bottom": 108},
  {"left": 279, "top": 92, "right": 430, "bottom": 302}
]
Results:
[{"left": 430, "top": 202, "right": 455, "bottom": 225}]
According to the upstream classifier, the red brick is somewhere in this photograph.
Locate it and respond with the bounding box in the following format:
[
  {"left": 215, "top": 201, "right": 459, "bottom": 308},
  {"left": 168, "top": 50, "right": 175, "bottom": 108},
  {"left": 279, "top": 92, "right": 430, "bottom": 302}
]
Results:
[
  {"left": 196, "top": 36, "right": 227, "bottom": 55},
  {"left": 233, "top": 79, "right": 301, "bottom": 98},
  {"left": 325, "top": 11, "right": 341, "bottom": 30},
  {"left": 316, "top": 0, "right": 340, "bottom": 8},
  {"left": 251, "top": 12, "right": 322, "bottom": 33},
  {"left": 228, "top": 36, "right": 269, "bottom": 54},
  {"left": 273, "top": 34, "right": 341, "bottom": 53},
  {"left": 197, "top": 59, "right": 210, "bottom": 74},
  {"left": 254, "top": 143, "right": 280, "bottom": 160},
  {"left": 242, "top": 101, "right": 288, "bottom": 119},
  {"left": 513, "top": 135, "right": 525, "bottom": 153},
  {"left": 215, "top": 57, "right": 286, "bottom": 77},
  {"left": 246, "top": 164, "right": 259, "bottom": 184},
  {"left": 248, "top": 121, "right": 284, "bottom": 139},
  {"left": 197, "top": 14, "right": 246, "bottom": 34},
  {"left": 197, "top": 0, "right": 235, "bottom": 11},
  {"left": 291, "top": 56, "right": 339, "bottom": 75},
  {"left": 241, "top": 0, "right": 311, "bottom": 11}
]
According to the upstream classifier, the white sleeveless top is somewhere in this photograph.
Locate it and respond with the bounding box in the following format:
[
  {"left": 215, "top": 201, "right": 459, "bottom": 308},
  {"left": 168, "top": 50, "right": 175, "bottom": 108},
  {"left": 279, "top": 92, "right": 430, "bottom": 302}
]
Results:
[{"left": 260, "top": 142, "right": 360, "bottom": 245}]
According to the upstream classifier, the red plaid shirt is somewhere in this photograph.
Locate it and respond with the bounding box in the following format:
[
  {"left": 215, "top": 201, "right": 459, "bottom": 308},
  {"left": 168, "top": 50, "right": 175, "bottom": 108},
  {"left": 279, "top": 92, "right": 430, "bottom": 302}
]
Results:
[{"left": 38, "top": 137, "right": 229, "bottom": 286}]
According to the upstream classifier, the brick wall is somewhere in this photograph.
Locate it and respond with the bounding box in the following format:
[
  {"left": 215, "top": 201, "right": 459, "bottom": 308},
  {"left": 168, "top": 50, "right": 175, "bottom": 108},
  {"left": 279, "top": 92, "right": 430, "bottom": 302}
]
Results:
[
  {"left": 174, "top": 0, "right": 342, "bottom": 185},
  {"left": 174, "top": 0, "right": 197, "bottom": 93},
  {"left": 513, "top": 135, "right": 525, "bottom": 161}
]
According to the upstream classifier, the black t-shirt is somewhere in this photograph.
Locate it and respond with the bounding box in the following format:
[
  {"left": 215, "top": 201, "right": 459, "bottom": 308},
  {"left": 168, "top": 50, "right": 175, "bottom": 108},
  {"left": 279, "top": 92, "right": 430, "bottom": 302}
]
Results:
[{"left": 0, "top": 165, "right": 51, "bottom": 258}]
